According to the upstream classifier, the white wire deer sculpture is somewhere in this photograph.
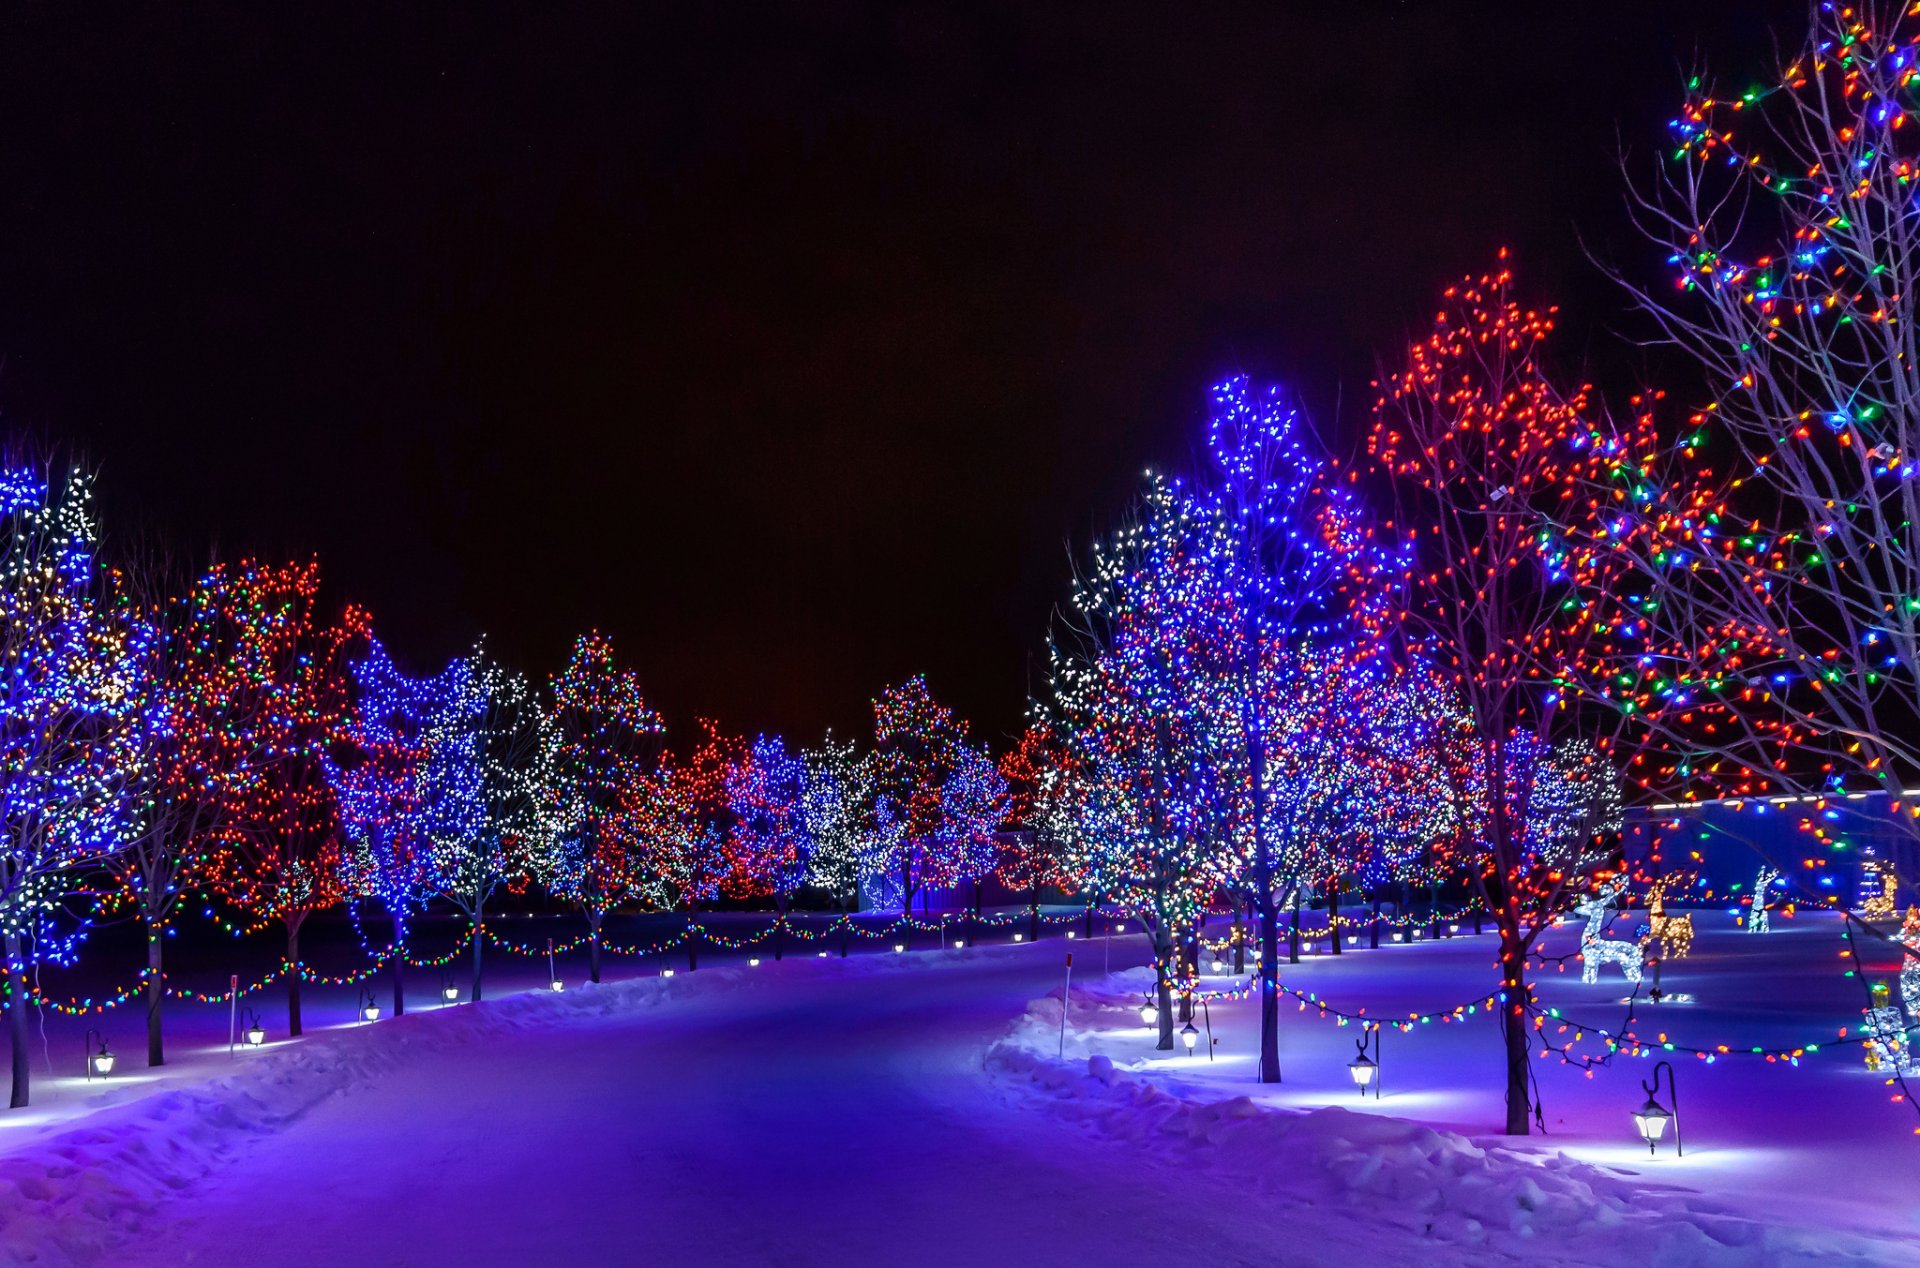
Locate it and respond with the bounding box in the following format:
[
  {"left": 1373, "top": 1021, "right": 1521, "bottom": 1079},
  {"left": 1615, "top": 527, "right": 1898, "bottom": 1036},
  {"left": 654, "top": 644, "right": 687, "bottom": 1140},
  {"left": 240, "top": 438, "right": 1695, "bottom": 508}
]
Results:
[{"left": 1574, "top": 877, "right": 1644, "bottom": 985}]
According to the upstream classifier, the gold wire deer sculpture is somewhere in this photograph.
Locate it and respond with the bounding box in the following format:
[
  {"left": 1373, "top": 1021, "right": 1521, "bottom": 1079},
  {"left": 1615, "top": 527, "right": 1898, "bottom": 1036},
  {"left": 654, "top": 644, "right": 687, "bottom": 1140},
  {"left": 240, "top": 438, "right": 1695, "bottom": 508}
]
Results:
[{"left": 1641, "top": 875, "right": 1694, "bottom": 962}]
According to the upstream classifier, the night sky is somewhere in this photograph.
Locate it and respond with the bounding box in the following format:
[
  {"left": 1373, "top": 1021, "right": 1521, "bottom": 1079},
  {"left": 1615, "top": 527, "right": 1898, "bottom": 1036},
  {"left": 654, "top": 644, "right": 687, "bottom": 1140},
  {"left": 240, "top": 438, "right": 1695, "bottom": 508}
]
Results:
[{"left": 0, "top": 3, "right": 1799, "bottom": 745}]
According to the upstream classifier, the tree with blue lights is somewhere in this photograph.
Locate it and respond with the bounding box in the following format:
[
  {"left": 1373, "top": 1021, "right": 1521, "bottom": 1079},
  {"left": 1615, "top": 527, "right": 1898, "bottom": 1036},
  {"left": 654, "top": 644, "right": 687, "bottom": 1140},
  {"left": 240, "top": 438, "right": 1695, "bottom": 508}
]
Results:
[
  {"left": 1199, "top": 375, "right": 1402, "bottom": 1082},
  {"left": 0, "top": 462, "right": 150, "bottom": 1108},
  {"left": 331, "top": 640, "right": 485, "bottom": 1016}
]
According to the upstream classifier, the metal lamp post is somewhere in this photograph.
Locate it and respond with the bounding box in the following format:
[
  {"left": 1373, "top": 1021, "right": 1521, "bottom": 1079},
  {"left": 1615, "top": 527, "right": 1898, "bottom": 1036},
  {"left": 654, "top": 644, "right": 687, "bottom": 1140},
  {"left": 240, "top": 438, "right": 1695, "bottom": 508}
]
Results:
[{"left": 1631, "top": 1060, "right": 1682, "bottom": 1157}]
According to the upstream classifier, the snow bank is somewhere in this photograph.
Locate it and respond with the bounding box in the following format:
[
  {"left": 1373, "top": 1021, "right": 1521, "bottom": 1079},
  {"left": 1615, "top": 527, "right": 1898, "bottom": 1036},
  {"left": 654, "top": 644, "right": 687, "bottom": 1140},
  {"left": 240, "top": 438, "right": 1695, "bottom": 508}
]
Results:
[
  {"left": 990, "top": 985, "right": 1916, "bottom": 1268},
  {"left": 0, "top": 970, "right": 748, "bottom": 1268}
]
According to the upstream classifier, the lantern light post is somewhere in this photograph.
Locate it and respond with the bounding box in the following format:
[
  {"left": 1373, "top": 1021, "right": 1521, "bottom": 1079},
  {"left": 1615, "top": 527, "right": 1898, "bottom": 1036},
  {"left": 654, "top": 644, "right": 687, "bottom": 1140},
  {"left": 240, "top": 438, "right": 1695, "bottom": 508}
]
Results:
[
  {"left": 1347, "top": 1029, "right": 1380, "bottom": 1099},
  {"left": 359, "top": 988, "right": 381, "bottom": 1023},
  {"left": 1632, "top": 1060, "right": 1683, "bottom": 1157},
  {"left": 1180, "top": 1020, "right": 1199, "bottom": 1054},
  {"left": 242, "top": 1008, "right": 266, "bottom": 1047},
  {"left": 84, "top": 1029, "right": 115, "bottom": 1080}
]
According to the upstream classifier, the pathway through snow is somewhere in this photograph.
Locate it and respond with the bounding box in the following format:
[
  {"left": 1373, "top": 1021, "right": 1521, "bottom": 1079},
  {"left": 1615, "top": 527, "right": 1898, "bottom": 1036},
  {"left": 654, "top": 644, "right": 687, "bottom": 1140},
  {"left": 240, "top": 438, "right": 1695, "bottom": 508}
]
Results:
[{"left": 1, "top": 939, "right": 1914, "bottom": 1267}]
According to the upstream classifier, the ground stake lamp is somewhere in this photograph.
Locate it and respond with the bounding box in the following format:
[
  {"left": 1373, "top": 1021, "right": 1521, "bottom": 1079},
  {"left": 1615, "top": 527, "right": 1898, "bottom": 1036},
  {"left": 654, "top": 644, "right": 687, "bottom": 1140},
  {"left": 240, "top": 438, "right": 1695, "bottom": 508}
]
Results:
[
  {"left": 84, "top": 1029, "right": 114, "bottom": 1079},
  {"left": 1632, "top": 1060, "right": 1683, "bottom": 1157},
  {"left": 1180, "top": 1021, "right": 1199, "bottom": 1055},
  {"left": 1348, "top": 1030, "right": 1380, "bottom": 1099},
  {"left": 1139, "top": 996, "right": 1158, "bottom": 1027},
  {"left": 360, "top": 989, "right": 381, "bottom": 1023},
  {"left": 243, "top": 1008, "right": 266, "bottom": 1047}
]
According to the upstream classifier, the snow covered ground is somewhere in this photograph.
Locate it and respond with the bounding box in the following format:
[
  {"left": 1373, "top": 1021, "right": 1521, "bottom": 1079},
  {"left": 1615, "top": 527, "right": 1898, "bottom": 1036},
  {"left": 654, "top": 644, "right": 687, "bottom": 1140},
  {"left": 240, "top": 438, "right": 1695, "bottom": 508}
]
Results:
[{"left": 1, "top": 908, "right": 1915, "bottom": 1267}]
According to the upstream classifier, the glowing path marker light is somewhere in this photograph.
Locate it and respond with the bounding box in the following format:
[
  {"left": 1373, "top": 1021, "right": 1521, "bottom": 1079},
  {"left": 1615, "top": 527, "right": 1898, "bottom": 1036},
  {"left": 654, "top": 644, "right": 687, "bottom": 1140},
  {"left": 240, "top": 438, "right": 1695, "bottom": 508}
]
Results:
[
  {"left": 243, "top": 1009, "right": 266, "bottom": 1048},
  {"left": 1632, "top": 1060, "right": 1683, "bottom": 1157},
  {"left": 1139, "top": 996, "right": 1159, "bottom": 1028},
  {"left": 1180, "top": 1020, "right": 1199, "bottom": 1055},
  {"left": 1348, "top": 1030, "right": 1380, "bottom": 1099},
  {"left": 84, "top": 1030, "right": 114, "bottom": 1079},
  {"left": 360, "top": 988, "right": 381, "bottom": 1023}
]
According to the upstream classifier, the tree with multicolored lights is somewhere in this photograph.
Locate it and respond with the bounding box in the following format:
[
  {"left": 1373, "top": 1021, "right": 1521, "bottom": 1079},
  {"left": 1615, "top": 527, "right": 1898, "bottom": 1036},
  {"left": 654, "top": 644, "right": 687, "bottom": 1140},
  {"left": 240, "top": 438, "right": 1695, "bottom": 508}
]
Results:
[
  {"left": 541, "top": 633, "right": 663, "bottom": 984},
  {"left": 997, "top": 721, "right": 1083, "bottom": 942},
  {"left": 1369, "top": 261, "right": 1629, "bottom": 1135},
  {"left": 1593, "top": 0, "right": 1920, "bottom": 897},
  {"left": 724, "top": 732, "right": 813, "bottom": 959},
  {"left": 198, "top": 560, "right": 369, "bottom": 1038},
  {"left": 426, "top": 645, "right": 550, "bottom": 1002},
  {"left": 861, "top": 676, "right": 993, "bottom": 942},
  {"left": 1045, "top": 475, "right": 1238, "bottom": 1050},
  {"left": 110, "top": 561, "right": 268, "bottom": 1066},
  {"left": 0, "top": 463, "right": 150, "bottom": 1107}
]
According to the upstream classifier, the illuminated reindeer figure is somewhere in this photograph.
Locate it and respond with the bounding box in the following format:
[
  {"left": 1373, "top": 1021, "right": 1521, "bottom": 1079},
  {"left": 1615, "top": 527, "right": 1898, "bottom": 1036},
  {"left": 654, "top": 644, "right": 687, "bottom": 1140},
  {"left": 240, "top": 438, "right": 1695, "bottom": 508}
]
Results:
[
  {"left": 1747, "top": 866, "right": 1780, "bottom": 935},
  {"left": 1641, "top": 876, "right": 1694, "bottom": 962},
  {"left": 1575, "top": 878, "right": 1644, "bottom": 985}
]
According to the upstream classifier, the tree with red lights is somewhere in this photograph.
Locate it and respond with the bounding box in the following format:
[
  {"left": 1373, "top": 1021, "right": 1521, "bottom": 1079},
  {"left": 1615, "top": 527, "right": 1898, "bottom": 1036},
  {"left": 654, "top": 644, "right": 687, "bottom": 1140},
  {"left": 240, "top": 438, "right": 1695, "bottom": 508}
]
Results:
[
  {"left": 997, "top": 722, "right": 1082, "bottom": 943},
  {"left": 1370, "top": 262, "right": 1629, "bottom": 1135}
]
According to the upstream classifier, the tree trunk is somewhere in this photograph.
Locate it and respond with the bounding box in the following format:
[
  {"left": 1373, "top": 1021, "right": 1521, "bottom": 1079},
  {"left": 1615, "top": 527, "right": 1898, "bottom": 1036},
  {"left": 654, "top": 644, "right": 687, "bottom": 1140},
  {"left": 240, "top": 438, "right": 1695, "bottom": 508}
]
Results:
[
  {"left": 471, "top": 902, "right": 485, "bottom": 1003},
  {"left": 686, "top": 910, "right": 700, "bottom": 970},
  {"left": 6, "top": 932, "right": 29, "bottom": 1109},
  {"left": 1232, "top": 898, "right": 1246, "bottom": 975},
  {"left": 1288, "top": 891, "right": 1302, "bottom": 964},
  {"left": 1428, "top": 884, "right": 1441, "bottom": 942},
  {"left": 774, "top": 906, "right": 786, "bottom": 961},
  {"left": 589, "top": 920, "right": 603, "bottom": 983},
  {"left": 146, "top": 927, "right": 165, "bottom": 1066},
  {"left": 1369, "top": 897, "right": 1382, "bottom": 950},
  {"left": 1498, "top": 920, "right": 1532, "bottom": 1135},
  {"left": 1258, "top": 892, "right": 1280, "bottom": 1083},
  {"left": 1182, "top": 929, "right": 1200, "bottom": 1022},
  {"left": 1154, "top": 925, "right": 1175, "bottom": 1051},
  {"left": 391, "top": 941, "right": 406, "bottom": 1017},
  {"left": 840, "top": 904, "right": 851, "bottom": 958},
  {"left": 286, "top": 919, "right": 304, "bottom": 1037},
  {"left": 1328, "top": 879, "right": 1343, "bottom": 956},
  {"left": 1084, "top": 902, "right": 1094, "bottom": 939},
  {"left": 1029, "top": 879, "right": 1041, "bottom": 943}
]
